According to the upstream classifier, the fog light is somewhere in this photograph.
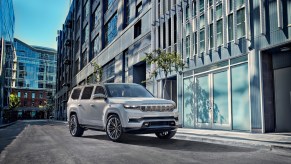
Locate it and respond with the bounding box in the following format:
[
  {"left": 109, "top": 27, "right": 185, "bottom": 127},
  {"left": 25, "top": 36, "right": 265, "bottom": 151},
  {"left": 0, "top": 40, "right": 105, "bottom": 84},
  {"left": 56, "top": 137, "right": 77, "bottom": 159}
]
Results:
[{"left": 143, "top": 122, "right": 149, "bottom": 127}]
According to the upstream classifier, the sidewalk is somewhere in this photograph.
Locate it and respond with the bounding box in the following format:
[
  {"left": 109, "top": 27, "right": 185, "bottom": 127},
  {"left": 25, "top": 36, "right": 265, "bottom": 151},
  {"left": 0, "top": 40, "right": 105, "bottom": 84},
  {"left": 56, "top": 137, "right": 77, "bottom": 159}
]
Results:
[
  {"left": 174, "top": 128, "right": 291, "bottom": 154},
  {"left": 0, "top": 121, "right": 16, "bottom": 129}
]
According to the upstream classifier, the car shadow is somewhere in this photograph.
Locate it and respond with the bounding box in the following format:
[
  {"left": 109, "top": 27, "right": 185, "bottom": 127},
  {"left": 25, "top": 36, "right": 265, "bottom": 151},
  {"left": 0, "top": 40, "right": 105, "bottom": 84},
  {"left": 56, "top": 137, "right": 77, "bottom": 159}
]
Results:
[{"left": 81, "top": 134, "right": 256, "bottom": 153}]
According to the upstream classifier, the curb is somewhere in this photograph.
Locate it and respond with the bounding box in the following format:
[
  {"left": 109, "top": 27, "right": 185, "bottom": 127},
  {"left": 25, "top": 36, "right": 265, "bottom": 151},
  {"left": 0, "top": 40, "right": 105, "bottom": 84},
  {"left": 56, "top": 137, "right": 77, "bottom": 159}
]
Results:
[
  {"left": 0, "top": 121, "right": 17, "bottom": 129},
  {"left": 173, "top": 132, "right": 291, "bottom": 155}
]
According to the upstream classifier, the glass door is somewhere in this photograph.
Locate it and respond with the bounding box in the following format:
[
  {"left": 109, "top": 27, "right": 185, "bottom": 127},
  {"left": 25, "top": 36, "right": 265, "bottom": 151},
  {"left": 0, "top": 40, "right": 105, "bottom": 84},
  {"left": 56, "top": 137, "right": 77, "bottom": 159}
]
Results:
[
  {"left": 195, "top": 74, "right": 211, "bottom": 128},
  {"left": 195, "top": 69, "right": 231, "bottom": 130}
]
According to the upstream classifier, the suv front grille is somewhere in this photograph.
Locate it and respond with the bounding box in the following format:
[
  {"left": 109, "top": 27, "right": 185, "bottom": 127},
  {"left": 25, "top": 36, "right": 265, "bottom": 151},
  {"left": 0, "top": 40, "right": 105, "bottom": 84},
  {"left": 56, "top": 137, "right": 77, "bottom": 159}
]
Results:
[{"left": 140, "top": 104, "right": 175, "bottom": 112}]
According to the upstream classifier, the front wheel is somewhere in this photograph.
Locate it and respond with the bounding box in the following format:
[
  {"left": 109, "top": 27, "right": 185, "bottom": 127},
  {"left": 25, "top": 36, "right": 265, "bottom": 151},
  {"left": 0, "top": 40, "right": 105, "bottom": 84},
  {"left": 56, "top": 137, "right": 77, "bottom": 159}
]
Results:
[
  {"left": 69, "top": 114, "right": 84, "bottom": 137},
  {"left": 155, "top": 130, "right": 176, "bottom": 139},
  {"left": 106, "top": 115, "right": 123, "bottom": 142}
]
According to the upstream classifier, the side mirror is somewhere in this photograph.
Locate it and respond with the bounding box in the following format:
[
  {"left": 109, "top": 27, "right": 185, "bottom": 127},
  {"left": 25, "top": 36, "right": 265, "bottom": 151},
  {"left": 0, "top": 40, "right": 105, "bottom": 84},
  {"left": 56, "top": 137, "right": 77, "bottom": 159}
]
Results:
[{"left": 92, "top": 93, "right": 107, "bottom": 99}]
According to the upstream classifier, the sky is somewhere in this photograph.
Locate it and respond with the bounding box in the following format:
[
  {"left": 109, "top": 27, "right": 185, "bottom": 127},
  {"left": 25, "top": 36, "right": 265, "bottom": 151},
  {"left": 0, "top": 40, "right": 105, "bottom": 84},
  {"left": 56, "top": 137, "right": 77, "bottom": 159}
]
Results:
[{"left": 13, "top": 0, "right": 71, "bottom": 50}]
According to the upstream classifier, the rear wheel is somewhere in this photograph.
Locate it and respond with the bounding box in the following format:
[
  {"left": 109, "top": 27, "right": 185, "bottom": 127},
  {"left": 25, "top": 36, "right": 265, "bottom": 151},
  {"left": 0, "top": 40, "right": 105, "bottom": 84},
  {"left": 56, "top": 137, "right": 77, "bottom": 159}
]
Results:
[
  {"left": 106, "top": 115, "right": 123, "bottom": 142},
  {"left": 69, "top": 114, "right": 84, "bottom": 137},
  {"left": 155, "top": 130, "right": 176, "bottom": 139}
]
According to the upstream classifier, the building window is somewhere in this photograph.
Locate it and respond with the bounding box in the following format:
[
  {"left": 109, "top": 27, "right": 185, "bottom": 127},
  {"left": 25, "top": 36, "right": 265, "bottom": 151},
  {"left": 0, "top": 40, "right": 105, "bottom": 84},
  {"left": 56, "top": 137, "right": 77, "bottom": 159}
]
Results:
[
  {"left": 134, "top": 20, "right": 142, "bottom": 38},
  {"left": 162, "top": 22, "right": 166, "bottom": 48},
  {"left": 217, "top": 19, "right": 223, "bottom": 45},
  {"left": 81, "top": 50, "right": 88, "bottom": 69},
  {"left": 82, "top": 24, "right": 89, "bottom": 44},
  {"left": 74, "top": 59, "right": 80, "bottom": 75},
  {"left": 237, "top": 8, "right": 245, "bottom": 38},
  {"left": 229, "top": 0, "right": 233, "bottom": 12},
  {"left": 24, "top": 92, "right": 28, "bottom": 98},
  {"left": 200, "top": 14, "right": 205, "bottom": 28},
  {"left": 83, "top": 0, "right": 90, "bottom": 20},
  {"left": 32, "top": 92, "right": 35, "bottom": 99},
  {"left": 136, "top": 2, "right": 142, "bottom": 17},
  {"left": 192, "top": 1, "right": 196, "bottom": 17},
  {"left": 168, "top": 18, "right": 171, "bottom": 46},
  {"left": 209, "top": 24, "right": 213, "bottom": 48},
  {"left": 76, "top": 18, "right": 80, "bottom": 33},
  {"left": 124, "top": 0, "right": 131, "bottom": 27},
  {"left": 200, "top": 29, "right": 205, "bottom": 52},
  {"left": 199, "top": 0, "right": 204, "bottom": 12},
  {"left": 105, "top": 0, "right": 114, "bottom": 11},
  {"left": 186, "top": 5, "right": 190, "bottom": 20},
  {"left": 92, "top": 35, "right": 100, "bottom": 58},
  {"left": 186, "top": 36, "right": 190, "bottom": 58},
  {"left": 102, "top": 60, "right": 115, "bottom": 82},
  {"left": 174, "top": 15, "right": 177, "bottom": 43},
  {"left": 92, "top": 4, "right": 101, "bottom": 29},
  {"left": 105, "top": 13, "right": 118, "bottom": 46},
  {"left": 75, "top": 38, "right": 80, "bottom": 53},
  {"left": 236, "top": 0, "right": 244, "bottom": 9},
  {"left": 228, "top": 14, "right": 233, "bottom": 41},
  {"left": 18, "top": 91, "right": 21, "bottom": 98},
  {"left": 193, "top": 32, "right": 197, "bottom": 54}
]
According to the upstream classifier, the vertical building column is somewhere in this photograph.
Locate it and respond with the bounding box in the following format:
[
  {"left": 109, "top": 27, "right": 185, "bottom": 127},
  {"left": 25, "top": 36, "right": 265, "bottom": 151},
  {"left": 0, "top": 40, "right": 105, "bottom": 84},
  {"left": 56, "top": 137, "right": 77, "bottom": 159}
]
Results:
[
  {"left": 151, "top": 0, "right": 156, "bottom": 51},
  {"left": 87, "top": 0, "right": 92, "bottom": 64},
  {"left": 245, "top": 0, "right": 251, "bottom": 40},
  {"left": 222, "top": 0, "right": 227, "bottom": 47},
  {"left": 213, "top": 0, "right": 217, "bottom": 51},
  {"left": 160, "top": 0, "right": 165, "bottom": 50},
  {"left": 165, "top": 2, "right": 170, "bottom": 52},
  {"left": 182, "top": 1, "right": 186, "bottom": 60},
  {"left": 204, "top": 0, "right": 208, "bottom": 54},
  {"left": 196, "top": 0, "right": 200, "bottom": 55},
  {"left": 117, "top": 0, "right": 125, "bottom": 33},
  {"left": 233, "top": 0, "right": 238, "bottom": 44},
  {"left": 260, "top": 0, "right": 266, "bottom": 35},
  {"left": 277, "top": 0, "right": 283, "bottom": 29},
  {"left": 189, "top": 0, "right": 194, "bottom": 59},
  {"left": 177, "top": 0, "right": 183, "bottom": 56},
  {"left": 170, "top": 2, "right": 175, "bottom": 52},
  {"left": 99, "top": 0, "right": 105, "bottom": 50}
]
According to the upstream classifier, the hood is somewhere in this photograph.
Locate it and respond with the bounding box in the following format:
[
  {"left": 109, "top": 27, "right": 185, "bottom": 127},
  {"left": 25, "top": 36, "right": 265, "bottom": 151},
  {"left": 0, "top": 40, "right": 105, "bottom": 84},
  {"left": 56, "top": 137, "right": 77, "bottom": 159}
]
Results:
[{"left": 108, "top": 97, "right": 175, "bottom": 106}]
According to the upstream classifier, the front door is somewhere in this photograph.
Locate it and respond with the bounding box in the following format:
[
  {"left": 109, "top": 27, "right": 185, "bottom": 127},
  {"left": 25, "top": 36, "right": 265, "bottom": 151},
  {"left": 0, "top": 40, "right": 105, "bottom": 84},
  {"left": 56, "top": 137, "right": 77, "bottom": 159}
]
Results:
[{"left": 195, "top": 70, "right": 230, "bottom": 130}]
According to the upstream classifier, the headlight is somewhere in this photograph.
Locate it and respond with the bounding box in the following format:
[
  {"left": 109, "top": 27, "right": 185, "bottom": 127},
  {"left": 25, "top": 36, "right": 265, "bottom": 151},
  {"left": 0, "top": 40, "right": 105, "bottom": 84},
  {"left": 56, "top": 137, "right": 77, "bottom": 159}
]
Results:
[{"left": 123, "top": 104, "right": 140, "bottom": 109}]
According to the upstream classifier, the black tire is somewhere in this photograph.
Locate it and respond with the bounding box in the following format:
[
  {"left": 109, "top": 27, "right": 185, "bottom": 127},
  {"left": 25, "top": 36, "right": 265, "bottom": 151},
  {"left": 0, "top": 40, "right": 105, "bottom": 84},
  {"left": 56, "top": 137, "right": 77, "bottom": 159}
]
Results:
[
  {"left": 106, "top": 115, "right": 123, "bottom": 142},
  {"left": 69, "top": 114, "right": 84, "bottom": 137},
  {"left": 155, "top": 130, "right": 176, "bottom": 139}
]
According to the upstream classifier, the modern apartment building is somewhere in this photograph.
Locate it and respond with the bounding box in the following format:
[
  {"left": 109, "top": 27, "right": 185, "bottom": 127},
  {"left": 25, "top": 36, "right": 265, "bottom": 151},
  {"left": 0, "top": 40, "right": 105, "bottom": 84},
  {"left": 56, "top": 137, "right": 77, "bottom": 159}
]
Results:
[
  {"left": 56, "top": 0, "right": 291, "bottom": 133},
  {"left": 11, "top": 39, "right": 57, "bottom": 119},
  {"left": 0, "top": 0, "right": 15, "bottom": 122}
]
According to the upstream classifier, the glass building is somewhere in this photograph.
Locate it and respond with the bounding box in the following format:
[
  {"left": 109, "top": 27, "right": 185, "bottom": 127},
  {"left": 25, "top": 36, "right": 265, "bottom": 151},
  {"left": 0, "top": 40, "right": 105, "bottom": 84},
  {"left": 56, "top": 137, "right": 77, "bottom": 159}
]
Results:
[
  {"left": 57, "top": 0, "right": 291, "bottom": 133},
  {"left": 0, "top": 0, "right": 15, "bottom": 122},
  {"left": 12, "top": 38, "right": 57, "bottom": 119}
]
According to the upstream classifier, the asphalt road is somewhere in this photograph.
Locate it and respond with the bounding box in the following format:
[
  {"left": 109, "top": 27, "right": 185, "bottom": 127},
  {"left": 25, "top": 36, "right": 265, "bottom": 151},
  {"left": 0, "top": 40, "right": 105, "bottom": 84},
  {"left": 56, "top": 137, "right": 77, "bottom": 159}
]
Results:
[{"left": 0, "top": 120, "right": 290, "bottom": 164}]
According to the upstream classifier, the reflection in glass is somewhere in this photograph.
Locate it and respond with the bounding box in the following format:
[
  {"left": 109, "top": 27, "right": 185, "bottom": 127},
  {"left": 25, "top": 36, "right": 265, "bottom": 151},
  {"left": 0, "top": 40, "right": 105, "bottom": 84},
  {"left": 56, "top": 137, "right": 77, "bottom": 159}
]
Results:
[
  {"left": 196, "top": 75, "right": 210, "bottom": 123},
  {"left": 213, "top": 71, "right": 228, "bottom": 124},
  {"left": 231, "top": 63, "right": 249, "bottom": 131},
  {"left": 183, "top": 77, "right": 194, "bottom": 127}
]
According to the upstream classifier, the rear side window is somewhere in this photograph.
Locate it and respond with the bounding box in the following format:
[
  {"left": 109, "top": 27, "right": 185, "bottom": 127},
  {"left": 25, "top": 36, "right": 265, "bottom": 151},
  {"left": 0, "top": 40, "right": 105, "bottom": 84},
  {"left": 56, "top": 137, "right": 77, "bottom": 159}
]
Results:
[
  {"left": 71, "top": 88, "right": 82, "bottom": 100},
  {"left": 94, "top": 86, "right": 105, "bottom": 95},
  {"left": 81, "top": 86, "right": 94, "bottom": 99}
]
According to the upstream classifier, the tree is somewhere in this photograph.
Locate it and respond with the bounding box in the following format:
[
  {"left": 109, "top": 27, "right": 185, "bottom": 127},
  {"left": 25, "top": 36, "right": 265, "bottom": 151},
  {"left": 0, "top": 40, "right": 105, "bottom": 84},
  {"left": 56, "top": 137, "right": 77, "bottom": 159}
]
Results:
[
  {"left": 9, "top": 93, "right": 20, "bottom": 110},
  {"left": 90, "top": 62, "right": 103, "bottom": 83},
  {"left": 144, "top": 49, "right": 185, "bottom": 98},
  {"left": 44, "top": 96, "right": 55, "bottom": 119}
]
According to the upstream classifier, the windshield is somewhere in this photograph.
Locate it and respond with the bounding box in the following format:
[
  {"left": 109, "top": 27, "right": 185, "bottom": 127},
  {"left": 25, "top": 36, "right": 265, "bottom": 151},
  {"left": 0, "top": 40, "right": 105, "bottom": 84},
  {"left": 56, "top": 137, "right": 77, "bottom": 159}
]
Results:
[{"left": 105, "top": 84, "right": 153, "bottom": 98}]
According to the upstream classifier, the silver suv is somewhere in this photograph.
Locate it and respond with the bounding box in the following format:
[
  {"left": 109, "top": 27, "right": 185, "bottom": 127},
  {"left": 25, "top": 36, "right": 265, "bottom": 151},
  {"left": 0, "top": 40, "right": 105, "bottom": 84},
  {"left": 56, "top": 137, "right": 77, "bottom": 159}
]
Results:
[{"left": 67, "top": 83, "right": 179, "bottom": 141}]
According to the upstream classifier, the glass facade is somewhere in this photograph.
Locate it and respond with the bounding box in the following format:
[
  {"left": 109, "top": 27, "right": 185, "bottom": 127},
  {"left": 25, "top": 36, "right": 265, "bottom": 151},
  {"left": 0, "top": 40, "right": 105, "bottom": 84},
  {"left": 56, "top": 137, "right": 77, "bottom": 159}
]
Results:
[
  {"left": 13, "top": 39, "right": 57, "bottom": 96},
  {"left": 183, "top": 56, "right": 249, "bottom": 131},
  {"left": 0, "top": 0, "right": 15, "bottom": 42},
  {"left": 105, "top": 13, "right": 118, "bottom": 46}
]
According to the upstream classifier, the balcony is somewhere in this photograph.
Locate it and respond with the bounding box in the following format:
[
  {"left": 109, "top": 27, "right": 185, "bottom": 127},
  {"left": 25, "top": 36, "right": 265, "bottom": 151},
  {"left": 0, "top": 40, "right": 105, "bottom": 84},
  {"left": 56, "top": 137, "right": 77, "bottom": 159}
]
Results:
[
  {"left": 65, "top": 39, "right": 72, "bottom": 47},
  {"left": 64, "top": 58, "right": 71, "bottom": 65},
  {"left": 62, "top": 83, "right": 70, "bottom": 87},
  {"left": 65, "top": 20, "right": 72, "bottom": 29}
]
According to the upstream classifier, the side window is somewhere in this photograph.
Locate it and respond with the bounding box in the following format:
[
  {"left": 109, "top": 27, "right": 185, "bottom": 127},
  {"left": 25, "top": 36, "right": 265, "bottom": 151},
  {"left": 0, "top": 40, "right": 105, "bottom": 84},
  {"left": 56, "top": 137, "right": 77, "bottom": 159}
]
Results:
[
  {"left": 81, "top": 86, "right": 94, "bottom": 99},
  {"left": 71, "top": 88, "right": 82, "bottom": 100},
  {"left": 94, "top": 86, "right": 105, "bottom": 95}
]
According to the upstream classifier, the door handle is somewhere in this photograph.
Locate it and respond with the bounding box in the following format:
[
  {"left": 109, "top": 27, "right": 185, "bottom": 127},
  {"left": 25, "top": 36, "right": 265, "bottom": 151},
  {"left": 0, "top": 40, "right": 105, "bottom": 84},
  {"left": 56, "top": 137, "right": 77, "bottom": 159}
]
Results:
[
  {"left": 78, "top": 104, "right": 81, "bottom": 106},
  {"left": 90, "top": 104, "right": 95, "bottom": 107}
]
